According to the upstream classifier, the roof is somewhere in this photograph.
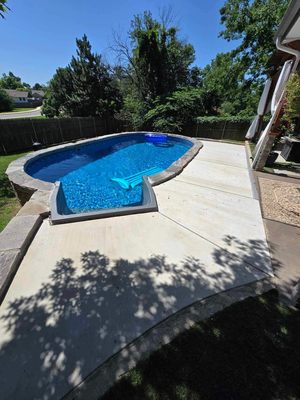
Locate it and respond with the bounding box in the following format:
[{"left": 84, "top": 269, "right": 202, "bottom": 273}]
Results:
[
  {"left": 3, "top": 89, "right": 29, "bottom": 98},
  {"left": 275, "top": 0, "right": 300, "bottom": 43},
  {"left": 31, "top": 90, "right": 45, "bottom": 97}
]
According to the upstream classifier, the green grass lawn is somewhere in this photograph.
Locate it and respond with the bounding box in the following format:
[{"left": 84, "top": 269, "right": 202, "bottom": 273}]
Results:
[
  {"left": 103, "top": 290, "right": 300, "bottom": 400},
  {"left": 0, "top": 107, "right": 37, "bottom": 114},
  {"left": 0, "top": 152, "right": 26, "bottom": 231}
]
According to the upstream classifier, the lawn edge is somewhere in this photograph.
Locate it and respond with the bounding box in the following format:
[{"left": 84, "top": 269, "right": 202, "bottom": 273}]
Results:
[{"left": 63, "top": 277, "right": 273, "bottom": 400}]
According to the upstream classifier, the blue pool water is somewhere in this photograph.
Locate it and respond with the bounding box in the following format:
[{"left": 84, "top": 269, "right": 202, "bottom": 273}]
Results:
[{"left": 26, "top": 134, "right": 192, "bottom": 214}]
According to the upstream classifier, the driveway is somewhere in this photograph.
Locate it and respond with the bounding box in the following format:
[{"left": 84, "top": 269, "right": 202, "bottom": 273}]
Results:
[
  {"left": 0, "top": 107, "right": 41, "bottom": 120},
  {"left": 0, "top": 140, "right": 272, "bottom": 400}
]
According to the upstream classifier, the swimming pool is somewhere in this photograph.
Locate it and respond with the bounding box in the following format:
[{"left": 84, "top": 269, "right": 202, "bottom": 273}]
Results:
[{"left": 24, "top": 133, "right": 198, "bottom": 221}]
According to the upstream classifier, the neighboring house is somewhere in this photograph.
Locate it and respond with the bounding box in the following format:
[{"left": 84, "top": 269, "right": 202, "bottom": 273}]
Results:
[
  {"left": 3, "top": 89, "right": 45, "bottom": 108},
  {"left": 3, "top": 89, "right": 29, "bottom": 106},
  {"left": 31, "top": 90, "right": 45, "bottom": 101}
]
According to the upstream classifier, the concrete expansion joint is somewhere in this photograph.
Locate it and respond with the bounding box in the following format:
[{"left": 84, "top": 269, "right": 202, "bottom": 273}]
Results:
[
  {"left": 196, "top": 157, "right": 249, "bottom": 171},
  {"left": 174, "top": 178, "right": 256, "bottom": 200},
  {"left": 158, "top": 211, "right": 273, "bottom": 279}
]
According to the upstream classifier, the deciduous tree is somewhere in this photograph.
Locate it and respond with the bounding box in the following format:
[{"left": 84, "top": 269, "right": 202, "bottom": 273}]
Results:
[{"left": 219, "top": 0, "right": 289, "bottom": 79}]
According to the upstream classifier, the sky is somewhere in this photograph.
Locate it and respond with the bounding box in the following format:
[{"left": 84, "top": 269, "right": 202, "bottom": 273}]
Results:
[{"left": 0, "top": 0, "right": 238, "bottom": 86}]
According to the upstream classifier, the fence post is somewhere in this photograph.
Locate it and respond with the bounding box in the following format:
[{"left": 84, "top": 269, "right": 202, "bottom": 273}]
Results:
[
  {"left": 31, "top": 119, "right": 38, "bottom": 142},
  {"left": 93, "top": 117, "right": 97, "bottom": 136},
  {"left": 58, "top": 118, "right": 64, "bottom": 142},
  {"left": 221, "top": 121, "right": 227, "bottom": 140},
  {"left": 78, "top": 117, "right": 82, "bottom": 137}
]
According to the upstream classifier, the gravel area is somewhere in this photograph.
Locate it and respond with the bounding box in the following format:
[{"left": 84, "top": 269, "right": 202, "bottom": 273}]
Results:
[{"left": 259, "top": 178, "right": 300, "bottom": 227}]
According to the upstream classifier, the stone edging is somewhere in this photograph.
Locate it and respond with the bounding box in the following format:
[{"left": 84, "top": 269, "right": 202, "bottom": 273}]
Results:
[{"left": 63, "top": 277, "right": 274, "bottom": 400}]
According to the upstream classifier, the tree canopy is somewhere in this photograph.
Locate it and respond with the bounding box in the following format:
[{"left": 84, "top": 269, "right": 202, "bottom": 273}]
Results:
[
  {"left": 43, "top": 35, "right": 122, "bottom": 118},
  {"left": 36, "top": 1, "right": 290, "bottom": 130},
  {"left": 128, "top": 11, "right": 195, "bottom": 101},
  {"left": 219, "top": 0, "right": 290, "bottom": 79},
  {"left": 32, "top": 83, "right": 46, "bottom": 91},
  {"left": 0, "top": 0, "right": 9, "bottom": 19},
  {"left": 0, "top": 72, "right": 30, "bottom": 90}
]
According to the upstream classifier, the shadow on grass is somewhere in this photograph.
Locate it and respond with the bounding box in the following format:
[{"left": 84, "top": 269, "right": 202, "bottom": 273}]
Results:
[
  {"left": 0, "top": 236, "right": 281, "bottom": 400},
  {"left": 103, "top": 290, "right": 300, "bottom": 400},
  {"left": 0, "top": 172, "right": 15, "bottom": 199}
]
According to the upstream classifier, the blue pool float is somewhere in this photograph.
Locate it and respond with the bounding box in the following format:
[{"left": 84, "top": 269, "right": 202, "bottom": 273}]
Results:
[
  {"left": 111, "top": 166, "right": 162, "bottom": 189},
  {"left": 145, "top": 133, "right": 168, "bottom": 143}
]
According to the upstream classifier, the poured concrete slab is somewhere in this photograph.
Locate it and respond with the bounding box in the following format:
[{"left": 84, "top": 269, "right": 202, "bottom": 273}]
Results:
[
  {"left": 175, "top": 159, "right": 253, "bottom": 198},
  {"left": 196, "top": 140, "right": 247, "bottom": 168},
  {"left": 0, "top": 140, "right": 272, "bottom": 400},
  {"left": 155, "top": 179, "right": 272, "bottom": 274},
  {"left": 0, "top": 212, "right": 268, "bottom": 400}
]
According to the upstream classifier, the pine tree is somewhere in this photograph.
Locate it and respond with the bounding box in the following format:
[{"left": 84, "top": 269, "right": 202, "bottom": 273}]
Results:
[{"left": 43, "top": 35, "right": 122, "bottom": 117}]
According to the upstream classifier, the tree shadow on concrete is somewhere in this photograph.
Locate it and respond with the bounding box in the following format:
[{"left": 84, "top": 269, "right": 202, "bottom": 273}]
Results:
[{"left": 0, "top": 236, "right": 276, "bottom": 400}]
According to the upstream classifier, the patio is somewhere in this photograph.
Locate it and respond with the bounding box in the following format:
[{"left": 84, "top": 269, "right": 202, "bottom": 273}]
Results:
[{"left": 0, "top": 140, "right": 273, "bottom": 400}]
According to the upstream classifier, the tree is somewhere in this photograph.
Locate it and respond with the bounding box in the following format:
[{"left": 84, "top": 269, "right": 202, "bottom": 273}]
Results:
[
  {"left": 0, "top": 71, "right": 31, "bottom": 91},
  {"left": 129, "top": 11, "right": 195, "bottom": 101},
  {"left": 0, "top": 0, "right": 9, "bottom": 19},
  {"left": 32, "top": 83, "right": 44, "bottom": 90},
  {"left": 144, "top": 87, "right": 218, "bottom": 133},
  {"left": 113, "top": 11, "right": 197, "bottom": 128},
  {"left": 0, "top": 88, "right": 13, "bottom": 112},
  {"left": 114, "top": 11, "right": 195, "bottom": 102},
  {"left": 219, "top": 0, "right": 290, "bottom": 79},
  {"left": 202, "top": 52, "right": 260, "bottom": 116},
  {"left": 43, "top": 35, "right": 122, "bottom": 118},
  {"left": 42, "top": 67, "right": 73, "bottom": 117}
]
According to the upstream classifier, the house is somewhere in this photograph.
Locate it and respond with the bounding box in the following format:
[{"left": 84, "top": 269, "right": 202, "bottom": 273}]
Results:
[
  {"left": 4, "top": 89, "right": 45, "bottom": 108},
  {"left": 31, "top": 90, "right": 45, "bottom": 101},
  {"left": 248, "top": 0, "right": 300, "bottom": 170},
  {"left": 4, "top": 89, "right": 29, "bottom": 106}
]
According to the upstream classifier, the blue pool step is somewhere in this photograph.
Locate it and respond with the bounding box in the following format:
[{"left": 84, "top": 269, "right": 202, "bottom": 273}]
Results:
[{"left": 111, "top": 166, "right": 162, "bottom": 189}]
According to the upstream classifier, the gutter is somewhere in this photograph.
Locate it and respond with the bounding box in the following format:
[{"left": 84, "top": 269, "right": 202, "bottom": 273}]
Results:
[{"left": 276, "top": 37, "right": 300, "bottom": 72}]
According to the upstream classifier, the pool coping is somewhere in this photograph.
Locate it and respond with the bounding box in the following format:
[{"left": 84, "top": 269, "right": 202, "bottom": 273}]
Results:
[{"left": 6, "top": 132, "right": 203, "bottom": 223}]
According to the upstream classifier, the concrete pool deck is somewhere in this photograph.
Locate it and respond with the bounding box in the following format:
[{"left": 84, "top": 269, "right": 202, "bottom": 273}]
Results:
[{"left": 0, "top": 140, "right": 273, "bottom": 400}]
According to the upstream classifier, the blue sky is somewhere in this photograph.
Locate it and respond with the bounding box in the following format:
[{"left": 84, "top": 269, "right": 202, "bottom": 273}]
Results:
[{"left": 0, "top": 0, "right": 238, "bottom": 86}]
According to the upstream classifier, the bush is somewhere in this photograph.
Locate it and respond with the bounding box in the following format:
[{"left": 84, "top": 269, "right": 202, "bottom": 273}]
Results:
[
  {"left": 0, "top": 89, "right": 13, "bottom": 112},
  {"left": 196, "top": 115, "right": 255, "bottom": 124},
  {"left": 145, "top": 87, "right": 218, "bottom": 133},
  {"left": 282, "top": 72, "right": 300, "bottom": 131}
]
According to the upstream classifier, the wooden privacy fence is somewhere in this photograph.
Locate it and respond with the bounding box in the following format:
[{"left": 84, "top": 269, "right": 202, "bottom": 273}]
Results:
[
  {"left": 0, "top": 117, "right": 129, "bottom": 155},
  {"left": 0, "top": 117, "right": 250, "bottom": 155},
  {"left": 188, "top": 120, "right": 251, "bottom": 141}
]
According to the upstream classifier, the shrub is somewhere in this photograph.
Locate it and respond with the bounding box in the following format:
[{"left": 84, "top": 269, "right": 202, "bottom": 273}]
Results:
[
  {"left": 196, "top": 115, "right": 255, "bottom": 124},
  {"left": 282, "top": 72, "right": 300, "bottom": 132},
  {"left": 0, "top": 89, "right": 13, "bottom": 112},
  {"left": 145, "top": 87, "right": 218, "bottom": 133}
]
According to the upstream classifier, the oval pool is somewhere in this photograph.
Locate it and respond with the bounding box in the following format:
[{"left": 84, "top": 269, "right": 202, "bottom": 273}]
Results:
[{"left": 25, "top": 133, "right": 193, "bottom": 216}]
